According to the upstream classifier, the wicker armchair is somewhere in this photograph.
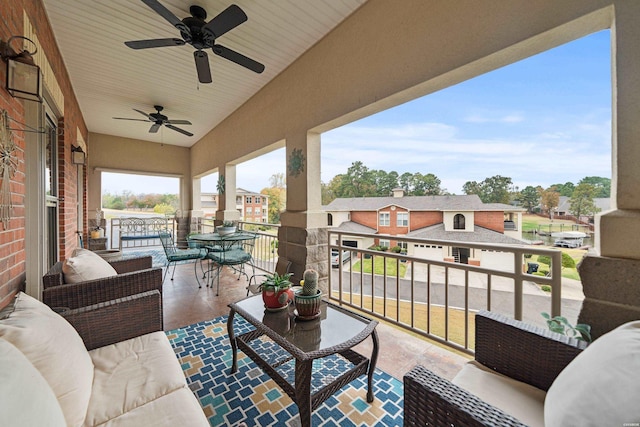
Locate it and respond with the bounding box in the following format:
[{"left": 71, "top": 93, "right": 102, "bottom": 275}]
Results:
[
  {"left": 42, "top": 256, "right": 163, "bottom": 312},
  {"left": 403, "top": 310, "right": 588, "bottom": 427},
  {"left": 61, "top": 290, "right": 163, "bottom": 350}
]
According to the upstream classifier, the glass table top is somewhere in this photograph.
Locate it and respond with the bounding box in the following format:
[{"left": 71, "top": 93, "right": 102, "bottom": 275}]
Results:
[{"left": 230, "top": 295, "right": 376, "bottom": 354}]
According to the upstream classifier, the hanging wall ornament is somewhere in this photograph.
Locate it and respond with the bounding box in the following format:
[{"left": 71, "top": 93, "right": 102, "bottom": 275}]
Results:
[
  {"left": 287, "top": 148, "right": 305, "bottom": 177},
  {"left": 217, "top": 175, "right": 225, "bottom": 194},
  {"left": 0, "top": 110, "right": 17, "bottom": 228}
]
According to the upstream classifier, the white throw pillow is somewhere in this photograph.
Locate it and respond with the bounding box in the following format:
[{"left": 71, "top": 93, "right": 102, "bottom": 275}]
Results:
[
  {"left": 0, "top": 292, "right": 94, "bottom": 427},
  {"left": 0, "top": 338, "right": 67, "bottom": 427},
  {"left": 545, "top": 320, "right": 640, "bottom": 427},
  {"left": 63, "top": 247, "right": 117, "bottom": 283}
]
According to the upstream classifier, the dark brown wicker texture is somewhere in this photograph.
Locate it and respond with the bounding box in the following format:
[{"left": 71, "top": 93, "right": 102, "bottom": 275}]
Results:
[
  {"left": 62, "top": 290, "right": 163, "bottom": 351},
  {"left": 42, "top": 256, "right": 163, "bottom": 313},
  {"left": 403, "top": 310, "right": 588, "bottom": 427}
]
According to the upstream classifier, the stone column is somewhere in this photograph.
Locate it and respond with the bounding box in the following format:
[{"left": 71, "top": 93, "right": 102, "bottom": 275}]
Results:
[
  {"left": 279, "top": 131, "right": 328, "bottom": 291},
  {"left": 579, "top": 2, "right": 640, "bottom": 338}
]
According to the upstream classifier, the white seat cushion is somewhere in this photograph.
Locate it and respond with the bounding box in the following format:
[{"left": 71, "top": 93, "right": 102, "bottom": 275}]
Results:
[
  {"left": 545, "top": 320, "right": 640, "bottom": 427},
  {"left": 95, "top": 387, "right": 209, "bottom": 427},
  {"left": 63, "top": 247, "right": 118, "bottom": 283},
  {"left": 85, "top": 331, "right": 191, "bottom": 427},
  {"left": 0, "top": 292, "right": 94, "bottom": 427},
  {"left": 0, "top": 338, "right": 67, "bottom": 427},
  {"left": 452, "top": 360, "right": 546, "bottom": 427}
]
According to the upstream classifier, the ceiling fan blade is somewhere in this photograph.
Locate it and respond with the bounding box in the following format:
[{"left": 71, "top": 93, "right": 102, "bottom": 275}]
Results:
[
  {"left": 125, "top": 38, "right": 185, "bottom": 49},
  {"left": 213, "top": 44, "right": 264, "bottom": 73},
  {"left": 113, "top": 117, "right": 150, "bottom": 122},
  {"left": 202, "top": 4, "right": 247, "bottom": 38},
  {"left": 149, "top": 123, "right": 161, "bottom": 133},
  {"left": 141, "top": 0, "right": 188, "bottom": 33},
  {"left": 165, "top": 124, "right": 194, "bottom": 137},
  {"left": 133, "top": 109, "right": 154, "bottom": 120},
  {"left": 194, "top": 50, "right": 212, "bottom": 83},
  {"left": 166, "top": 119, "right": 192, "bottom": 125}
]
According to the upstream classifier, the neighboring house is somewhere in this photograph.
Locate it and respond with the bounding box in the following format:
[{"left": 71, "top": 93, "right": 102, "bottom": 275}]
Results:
[
  {"left": 555, "top": 196, "right": 610, "bottom": 219},
  {"left": 323, "top": 188, "right": 527, "bottom": 266},
  {"left": 201, "top": 188, "right": 269, "bottom": 223}
]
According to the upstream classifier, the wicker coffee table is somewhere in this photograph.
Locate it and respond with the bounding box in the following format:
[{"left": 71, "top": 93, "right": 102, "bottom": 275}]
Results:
[{"left": 227, "top": 295, "right": 379, "bottom": 427}]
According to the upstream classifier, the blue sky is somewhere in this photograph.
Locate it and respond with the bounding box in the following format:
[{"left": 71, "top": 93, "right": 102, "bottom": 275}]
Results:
[{"left": 104, "top": 29, "right": 611, "bottom": 195}]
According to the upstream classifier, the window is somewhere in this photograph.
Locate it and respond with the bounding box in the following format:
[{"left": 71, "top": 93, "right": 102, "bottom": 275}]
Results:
[
  {"left": 379, "top": 239, "right": 390, "bottom": 248},
  {"left": 454, "top": 213, "right": 466, "bottom": 230},
  {"left": 397, "top": 212, "right": 408, "bottom": 226},
  {"left": 247, "top": 207, "right": 253, "bottom": 214},
  {"left": 379, "top": 212, "right": 390, "bottom": 226},
  {"left": 328, "top": 213, "right": 333, "bottom": 226},
  {"left": 398, "top": 242, "right": 408, "bottom": 251},
  {"left": 246, "top": 196, "right": 252, "bottom": 204},
  {"left": 255, "top": 196, "right": 260, "bottom": 204}
]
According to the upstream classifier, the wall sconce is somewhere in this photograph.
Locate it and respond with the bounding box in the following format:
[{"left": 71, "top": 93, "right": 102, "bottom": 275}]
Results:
[
  {"left": 1, "top": 36, "right": 42, "bottom": 103},
  {"left": 71, "top": 146, "right": 86, "bottom": 165}
]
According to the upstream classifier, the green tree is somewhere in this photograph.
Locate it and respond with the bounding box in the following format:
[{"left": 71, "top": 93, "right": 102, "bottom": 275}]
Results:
[
  {"left": 338, "top": 161, "right": 376, "bottom": 197},
  {"left": 550, "top": 182, "right": 575, "bottom": 197},
  {"left": 410, "top": 172, "right": 443, "bottom": 196},
  {"left": 462, "top": 175, "right": 513, "bottom": 203},
  {"left": 518, "top": 185, "right": 540, "bottom": 213},
  {"left": 578, "top": 176, "right": 611, "bottom": 198},
  {"left": 321, "top": 175, "right": 342, "bottom": 205},
  {"left": 569, "top": 183, "right": 600, "bottom": 221}
]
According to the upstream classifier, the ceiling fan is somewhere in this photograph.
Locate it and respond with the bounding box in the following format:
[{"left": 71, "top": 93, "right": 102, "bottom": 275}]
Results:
[
  {"left": 124, "top": 0, "right": 265, "bottom": 83},
  {"left": 113, "top": 105, "right": 193, "bottom": 136}
]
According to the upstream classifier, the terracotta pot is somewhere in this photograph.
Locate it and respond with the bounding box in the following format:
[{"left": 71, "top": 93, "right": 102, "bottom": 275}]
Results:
[{"left": 262, "top": 288, "right": 293, "bottom": 311}]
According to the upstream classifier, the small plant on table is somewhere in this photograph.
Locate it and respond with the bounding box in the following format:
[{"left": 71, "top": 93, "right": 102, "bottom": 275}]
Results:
[{"left": 260, "top": 272, "right": 293, "bottom": 311}]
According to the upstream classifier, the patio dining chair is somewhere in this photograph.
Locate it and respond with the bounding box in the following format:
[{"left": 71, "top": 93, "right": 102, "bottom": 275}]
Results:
[
  {"left": 158, "top": 230, "right": 206, "bottom": 287},
  {"left": 202, "top": 232, "right": 258, "bottom": 296}
]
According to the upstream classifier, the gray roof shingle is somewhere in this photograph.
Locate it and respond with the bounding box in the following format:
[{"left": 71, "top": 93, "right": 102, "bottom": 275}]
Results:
[
  {"left": 407, "top": 223, "right": 529, "bottom": 245},
  {"left": 324, "top": 194, "right": 523, "bottom": 212}
]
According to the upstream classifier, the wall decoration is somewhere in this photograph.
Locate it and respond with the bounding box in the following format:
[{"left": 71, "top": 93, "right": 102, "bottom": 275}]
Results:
[
  {"left": 0, "top": 110, "right": 17, "bottom": 228},
  {"left": 287, "top": 148, "right": 305, "bottom": 177},
  {"left": 217, "top": 175, "right": 225, "bottom": 194}
]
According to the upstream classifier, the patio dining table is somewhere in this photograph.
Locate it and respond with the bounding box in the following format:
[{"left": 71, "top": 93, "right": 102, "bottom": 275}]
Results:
[{"left": 189, "top": 231, "right": 257, "bottom": 295}]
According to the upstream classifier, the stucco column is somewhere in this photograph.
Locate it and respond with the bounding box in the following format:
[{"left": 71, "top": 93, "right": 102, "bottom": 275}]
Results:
[
  {"left": 279, "top": 132, "right": 328, "bottom": 289},
  {"left": 216, "top": 164, "right": 240, "bottom": 223},
  {"left": 579, "top": 2, "right": 640, "bottom": 338}
]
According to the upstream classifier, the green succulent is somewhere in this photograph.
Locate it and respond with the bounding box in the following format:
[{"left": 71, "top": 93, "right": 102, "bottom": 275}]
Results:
[{"left": 259, "top": 272, "right": 293, "bottom": 292}]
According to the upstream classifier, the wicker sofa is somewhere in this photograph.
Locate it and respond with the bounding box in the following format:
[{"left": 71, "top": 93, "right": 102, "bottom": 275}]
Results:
[{"left": 0, "top": 290, "right": 209, "bottom": 426}]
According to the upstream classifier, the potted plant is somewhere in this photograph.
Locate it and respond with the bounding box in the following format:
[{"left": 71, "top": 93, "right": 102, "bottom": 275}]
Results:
[
  {"left": 294, "top": 269, "right": 322, "bottom": 319},
  {"left": 260, "top": 272, "right": 294, "bottom": 311},
  {"left": 216, "top": 220, "right": 237, "bottom": 236}
]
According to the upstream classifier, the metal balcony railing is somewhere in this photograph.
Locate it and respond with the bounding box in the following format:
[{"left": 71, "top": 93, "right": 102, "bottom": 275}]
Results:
[{"left": 328, "top": 230, "right": 566, "bottom": 355}]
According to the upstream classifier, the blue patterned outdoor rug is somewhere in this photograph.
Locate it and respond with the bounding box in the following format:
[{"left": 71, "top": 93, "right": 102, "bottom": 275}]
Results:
[{"left": 165, "top": 316, "right": 404, "bottom": 426}]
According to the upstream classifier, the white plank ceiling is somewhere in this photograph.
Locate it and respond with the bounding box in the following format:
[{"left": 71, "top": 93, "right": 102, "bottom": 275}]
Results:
[{"left": 42, "top": 0, "right": 367, "bottom": 147}]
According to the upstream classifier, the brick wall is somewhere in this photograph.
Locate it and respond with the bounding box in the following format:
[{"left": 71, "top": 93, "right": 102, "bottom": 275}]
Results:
[
  {"left": 0, "top": 0, "right": 88, "bottom": 308},
  {"left": 474, "top": 211, "right": 504, "bottom": 232}
]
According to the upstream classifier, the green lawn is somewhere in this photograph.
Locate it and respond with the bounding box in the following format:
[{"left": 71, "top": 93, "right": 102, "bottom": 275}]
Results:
[
  {"left": 521, "top": 213, "right": 577, "bottom": 233},
  {"left": 352, "top": 255, "right": 408, "bottom": 276}
]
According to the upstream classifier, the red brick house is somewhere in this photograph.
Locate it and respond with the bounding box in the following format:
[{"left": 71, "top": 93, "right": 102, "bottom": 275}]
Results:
[{"left": 324, "top": 189, "right": 526, "bottom": 265}]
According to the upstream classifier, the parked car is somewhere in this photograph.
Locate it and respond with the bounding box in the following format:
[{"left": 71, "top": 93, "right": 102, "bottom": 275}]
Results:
[{"left": 331, "top": 249, "right": 351, "bottom": 267}]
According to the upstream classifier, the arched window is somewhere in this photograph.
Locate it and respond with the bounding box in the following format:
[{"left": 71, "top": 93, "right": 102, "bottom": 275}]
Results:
[
  {"left": 454, "top": 214, "right": 465, "bottom": 230},
  {"left": 327, "top": 213, "right": 333, "bottom": 226}
]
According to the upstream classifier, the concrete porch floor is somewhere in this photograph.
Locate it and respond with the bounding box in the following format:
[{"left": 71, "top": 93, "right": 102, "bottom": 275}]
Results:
[{"left": 162, "top": 261, "right": 470, "bottom": 381}]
